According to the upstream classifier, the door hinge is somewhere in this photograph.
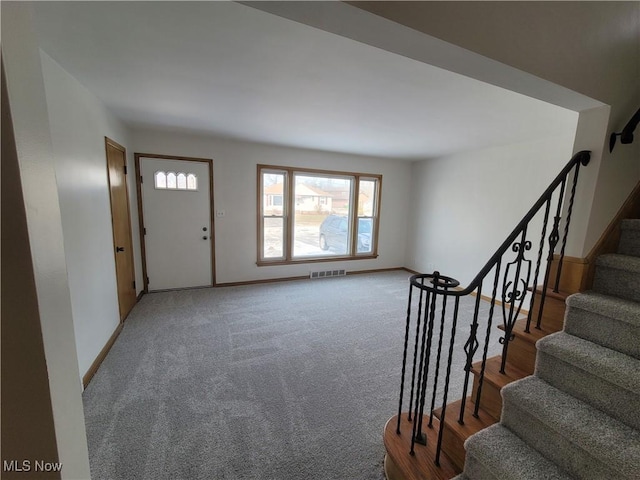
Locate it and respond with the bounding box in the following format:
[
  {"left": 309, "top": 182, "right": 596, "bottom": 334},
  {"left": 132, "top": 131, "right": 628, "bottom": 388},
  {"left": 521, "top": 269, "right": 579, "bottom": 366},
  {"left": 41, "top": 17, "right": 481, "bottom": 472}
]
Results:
[
  {"left": 124, "top": 165, "right": 128, "bottom": 175},
  {"left": 140, "top": 175, "right": 143, "bottom": 183},
  {"left": 132, "top": 280, "right": 136, "bottom": 289},
  {"left": 146, "top": 276, "right": 149, "bottom": 285},
  {"left": 143, "top": 227, "right": 147, "bottom": 235}
]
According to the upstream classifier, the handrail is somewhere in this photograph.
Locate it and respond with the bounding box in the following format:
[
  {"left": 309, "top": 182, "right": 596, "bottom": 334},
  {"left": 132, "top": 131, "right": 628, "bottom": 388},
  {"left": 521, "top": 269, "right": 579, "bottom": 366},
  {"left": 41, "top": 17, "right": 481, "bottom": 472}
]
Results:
[
  {"left": 393, "top": 150, "right": 591, "bottom": 469},
  {"left": 412, "top": 150, "right": 591, "bottom": 296}
]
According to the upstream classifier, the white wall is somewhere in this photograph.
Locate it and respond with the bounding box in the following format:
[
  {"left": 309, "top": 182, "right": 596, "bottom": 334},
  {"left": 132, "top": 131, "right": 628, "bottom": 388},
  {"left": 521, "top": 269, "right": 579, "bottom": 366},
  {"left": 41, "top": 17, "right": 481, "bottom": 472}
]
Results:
[
  {"left": 1, "top": 3, "right": 91, "bottom": 477},
  {"left": 405, "top": 132, "right": 577, "bottom": 287},
  {"left": 40, "top": 51, "right": 143, "bottom": 379},
  {"left": 132, "top": 129, "right": 412, "bottom": 284}
]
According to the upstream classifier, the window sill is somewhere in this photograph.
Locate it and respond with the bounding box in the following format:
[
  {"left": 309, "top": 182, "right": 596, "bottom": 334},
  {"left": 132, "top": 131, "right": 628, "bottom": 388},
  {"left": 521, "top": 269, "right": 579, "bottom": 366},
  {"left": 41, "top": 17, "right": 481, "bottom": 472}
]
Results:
[{"left": 257, "top": 254, "right": 379, "bottom": 267}]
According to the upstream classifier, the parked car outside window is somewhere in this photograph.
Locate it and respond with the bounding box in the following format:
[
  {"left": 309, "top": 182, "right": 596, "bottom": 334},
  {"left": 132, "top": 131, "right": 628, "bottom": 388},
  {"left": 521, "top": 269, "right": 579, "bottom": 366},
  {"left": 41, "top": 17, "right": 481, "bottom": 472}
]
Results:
[{"left": 319, "top": 214, "right": 372, "bottom": 254}]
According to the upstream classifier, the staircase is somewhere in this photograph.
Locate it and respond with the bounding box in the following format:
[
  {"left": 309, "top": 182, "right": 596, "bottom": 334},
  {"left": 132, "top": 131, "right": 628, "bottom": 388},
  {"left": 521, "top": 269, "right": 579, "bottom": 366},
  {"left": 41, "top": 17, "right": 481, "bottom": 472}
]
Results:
[
  {"left": 456, "top": 218, "right": 640, "bottom": 479},
  {"left": 427, "top": 288, "right": 568, "bottom": 475}
]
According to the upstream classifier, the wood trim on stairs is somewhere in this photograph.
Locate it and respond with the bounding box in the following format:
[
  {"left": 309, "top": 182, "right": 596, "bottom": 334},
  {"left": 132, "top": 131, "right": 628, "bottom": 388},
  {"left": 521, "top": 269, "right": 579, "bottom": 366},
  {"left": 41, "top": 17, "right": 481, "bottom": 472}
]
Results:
[
  {"left": 583, "top": 180, "right": 640, "bottom": 289},
  {"left": 384, "top": 415, "right": 459, "bottom": 480},
  {"left": 545, "top": 181, "right": 640, "bottom": 295}
]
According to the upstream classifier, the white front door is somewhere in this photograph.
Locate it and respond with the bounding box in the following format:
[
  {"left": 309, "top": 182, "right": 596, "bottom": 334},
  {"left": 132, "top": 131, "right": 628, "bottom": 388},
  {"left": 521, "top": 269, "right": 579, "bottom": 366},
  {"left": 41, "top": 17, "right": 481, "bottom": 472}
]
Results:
[{"left": 140, "top": 157, "right": 213, "bottom": 291}]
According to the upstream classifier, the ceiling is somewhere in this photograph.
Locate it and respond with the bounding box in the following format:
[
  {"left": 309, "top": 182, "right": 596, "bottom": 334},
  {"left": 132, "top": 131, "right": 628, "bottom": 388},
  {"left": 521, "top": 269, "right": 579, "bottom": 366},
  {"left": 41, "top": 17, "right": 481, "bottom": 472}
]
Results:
[{"left": 33, "top": 1, "right": 578, "bottom": 160}]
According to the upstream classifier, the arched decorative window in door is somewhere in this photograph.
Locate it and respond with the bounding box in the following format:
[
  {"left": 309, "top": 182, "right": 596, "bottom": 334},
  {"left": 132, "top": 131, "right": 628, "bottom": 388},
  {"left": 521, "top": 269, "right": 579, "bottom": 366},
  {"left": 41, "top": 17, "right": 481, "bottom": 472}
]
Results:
[
  {"left": 187, "top": 173, "right": 197, "bottom": 190},
  {"left": 154, "top": 171, "right": 198, "bottom": 191},
  {"left": 176, "top": 173, "right": 187, "bottom": 189},
  {"left": 154, "top": 171, "right": 167, "bottom": 189},
  {"left": 166, "top": 172, "right": 177, "bottom": 189}
]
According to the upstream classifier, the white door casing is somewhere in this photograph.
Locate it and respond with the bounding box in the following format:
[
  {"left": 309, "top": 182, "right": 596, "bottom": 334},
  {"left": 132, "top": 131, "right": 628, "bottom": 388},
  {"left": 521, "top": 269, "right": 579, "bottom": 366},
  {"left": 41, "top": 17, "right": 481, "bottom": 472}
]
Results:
[{"left": 140, "top": 157, "right": 213, "bottom": 291}]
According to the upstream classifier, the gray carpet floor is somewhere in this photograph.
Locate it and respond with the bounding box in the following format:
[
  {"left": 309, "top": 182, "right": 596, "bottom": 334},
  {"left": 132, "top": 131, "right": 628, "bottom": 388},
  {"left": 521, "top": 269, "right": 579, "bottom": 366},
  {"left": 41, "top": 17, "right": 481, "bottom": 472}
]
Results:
[{"left": 83, "top": 270, "right": 501, "bottom": 480}]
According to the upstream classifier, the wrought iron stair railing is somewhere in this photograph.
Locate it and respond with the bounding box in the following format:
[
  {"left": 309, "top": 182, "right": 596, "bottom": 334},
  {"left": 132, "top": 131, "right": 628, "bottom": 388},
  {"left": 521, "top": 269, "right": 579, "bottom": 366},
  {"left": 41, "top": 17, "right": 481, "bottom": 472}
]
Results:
[{"left": 393, "top": 150, "right": 591, "bottom": 469}]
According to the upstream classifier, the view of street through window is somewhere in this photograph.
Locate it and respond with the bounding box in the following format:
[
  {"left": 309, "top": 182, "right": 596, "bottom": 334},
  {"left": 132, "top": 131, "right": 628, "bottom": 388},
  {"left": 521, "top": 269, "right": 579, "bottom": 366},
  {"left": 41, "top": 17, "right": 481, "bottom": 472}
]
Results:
[{"left": 261, "top": 170, "right": 377, "bottom": 260}]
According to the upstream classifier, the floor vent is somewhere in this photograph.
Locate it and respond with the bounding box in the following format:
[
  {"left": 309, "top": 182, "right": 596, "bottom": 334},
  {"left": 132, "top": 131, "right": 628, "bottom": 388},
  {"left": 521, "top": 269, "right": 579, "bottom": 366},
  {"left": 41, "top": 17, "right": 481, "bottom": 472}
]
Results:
[{"left": 310, "top": 269, "right": 346, "bottom": 279}]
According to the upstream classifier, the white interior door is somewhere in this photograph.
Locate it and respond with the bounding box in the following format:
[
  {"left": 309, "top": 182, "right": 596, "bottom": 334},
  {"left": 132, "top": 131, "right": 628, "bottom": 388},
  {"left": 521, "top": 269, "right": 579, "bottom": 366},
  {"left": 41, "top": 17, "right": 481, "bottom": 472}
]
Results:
[{"left": 140, "top": 157, "right": 213, "bottom": 291}]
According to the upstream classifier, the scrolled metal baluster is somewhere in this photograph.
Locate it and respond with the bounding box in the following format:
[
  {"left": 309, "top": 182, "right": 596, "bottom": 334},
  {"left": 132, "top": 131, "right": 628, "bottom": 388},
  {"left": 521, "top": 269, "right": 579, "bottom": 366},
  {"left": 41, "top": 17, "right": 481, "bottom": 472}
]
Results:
[
  {"left": 500, "top": 230, "right": 532, "bottom": 373},
  {"left": 428, "top": 292, "right": 449, "bottom": 428},
  {"left": 434, "top": 296, "right": 461, "bottom": 467},
  {"left": 396, "top": 279, "right": 415, "bottom": 434},
  {"left": 473, "top": 261, "right": 501, "bottom": 418},
  {"left": 537, "top": 180, "right": 566, "bottom": 329},
  {"left": 414, "top": 273, "right": 440, "bottom": 446},
  {"left": 458, "top": 283, "right": 482, "bottom": 425},
  {"left": 554, "top": 161, "right": 582, "bottom": 293},
  {"left": 407, "top": 278, "right": 427, "bottom": 423},
  {"left": 410, "top": 285, "right": 432, "bottom": 453},
  {"left": 527, "top": 198, "right": 552, "bottom": 333}
]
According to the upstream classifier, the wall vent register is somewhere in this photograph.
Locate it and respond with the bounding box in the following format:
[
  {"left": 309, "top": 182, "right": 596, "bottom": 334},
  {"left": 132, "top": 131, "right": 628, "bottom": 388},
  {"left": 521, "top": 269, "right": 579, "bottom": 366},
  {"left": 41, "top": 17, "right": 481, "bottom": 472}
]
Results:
[{"left": 310, "top": 269, "right": 346, "bottom": 279}]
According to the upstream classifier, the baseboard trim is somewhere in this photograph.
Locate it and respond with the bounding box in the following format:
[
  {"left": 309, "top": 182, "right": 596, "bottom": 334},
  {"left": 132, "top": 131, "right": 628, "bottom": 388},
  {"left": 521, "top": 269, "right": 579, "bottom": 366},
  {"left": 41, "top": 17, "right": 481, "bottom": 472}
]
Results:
[
  {"left": 349, "top": 266, "right": 411, "bottom": 276},
  {"left": 216, "top": 267, "right": 409, "bottom": 287},
  {"left": 216, "top": 275, "right": 309, "bottom": 287},
  {"left": 401, "top": 267, "right": 421, "bottom": 275},
  {"left": 83, "top": 322, "right": 124, "bottom": 388}
]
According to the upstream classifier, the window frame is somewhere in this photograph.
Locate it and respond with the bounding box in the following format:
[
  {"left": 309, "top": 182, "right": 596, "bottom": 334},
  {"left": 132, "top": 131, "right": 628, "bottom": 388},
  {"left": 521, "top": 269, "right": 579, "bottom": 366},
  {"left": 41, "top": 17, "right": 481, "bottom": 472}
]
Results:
[{"left": 257, "top": 164, "right": 382, "bottom": 266}]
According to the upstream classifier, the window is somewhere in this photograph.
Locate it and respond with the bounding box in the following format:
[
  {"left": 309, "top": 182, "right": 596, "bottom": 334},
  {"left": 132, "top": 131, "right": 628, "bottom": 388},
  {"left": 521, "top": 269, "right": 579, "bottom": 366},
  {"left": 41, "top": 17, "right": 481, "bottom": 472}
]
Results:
[
  {"left": 155, "top": 171, "right": 167, "bottom": 189},
  {"left": 187, "top": 174, "right": 197, "bottom": 190},
  {"left": 258, "top": 165, "right": 381, "bottom": 264},
  {"left": 154, "top": 171, "right": 198, "bottom": 191}
]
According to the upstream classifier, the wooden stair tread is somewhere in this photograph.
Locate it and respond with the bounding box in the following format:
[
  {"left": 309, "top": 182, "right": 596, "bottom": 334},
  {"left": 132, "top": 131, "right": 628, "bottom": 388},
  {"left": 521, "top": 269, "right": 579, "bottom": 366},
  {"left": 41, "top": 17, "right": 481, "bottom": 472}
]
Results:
[
  {"left": 433, "top": 398, "right": 496, "bottom": 440},
  {"left": 384, "top": 414, "right": 459, "bottom": 480},
  {"left": 470, "top": 356, "right": 529, "bottom": 389},
  {"left": 532, "top": 285, "right": 571, "bottom": 302},
  {"left": 497, "top": 317, "right": 561, "bottom": 343}
]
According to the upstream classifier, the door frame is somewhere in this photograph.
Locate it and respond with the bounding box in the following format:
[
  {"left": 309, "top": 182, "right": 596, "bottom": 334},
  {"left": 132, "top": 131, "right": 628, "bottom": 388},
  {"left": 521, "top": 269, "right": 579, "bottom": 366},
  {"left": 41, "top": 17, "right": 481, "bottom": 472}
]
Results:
[
  {"left": 105, "top": 137, "right": 137, "bottom": 320},
  {"left": 134, "top": 152, "right": 216, "bottom": 292}
]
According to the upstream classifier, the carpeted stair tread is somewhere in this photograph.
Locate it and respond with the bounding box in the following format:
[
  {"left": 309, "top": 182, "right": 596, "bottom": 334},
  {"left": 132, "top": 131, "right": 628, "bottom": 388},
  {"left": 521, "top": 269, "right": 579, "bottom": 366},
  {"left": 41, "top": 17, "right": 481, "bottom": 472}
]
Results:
[
  {"left": 619, "top": 219, "right": 640, "bottom": 257},
  {"left": 535, "top": 332, "right": 640, "bottom": 429},
  {"left": 594, "top": 254, "right": 640, "bottom": 302},
  {"left": 536, "top": 332, "right": 640, "bottom": 393},
  {"left": 620, "top": 218, "right": 640, "bottom": 230},
  {"left": 596, "top": 252, "right": 640, "bottom": 270},
  {"left": 501, "top": 376, "right": 640, "bottom": 479},
  {"left": 564, "top": 291, "right": 640, "bottom": 358},
  {"left": 566, "top": 291, "right": 640, "bottom": 327},
  {"left": 463, "top": 424, "right": 572, "bottom": 480}
]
